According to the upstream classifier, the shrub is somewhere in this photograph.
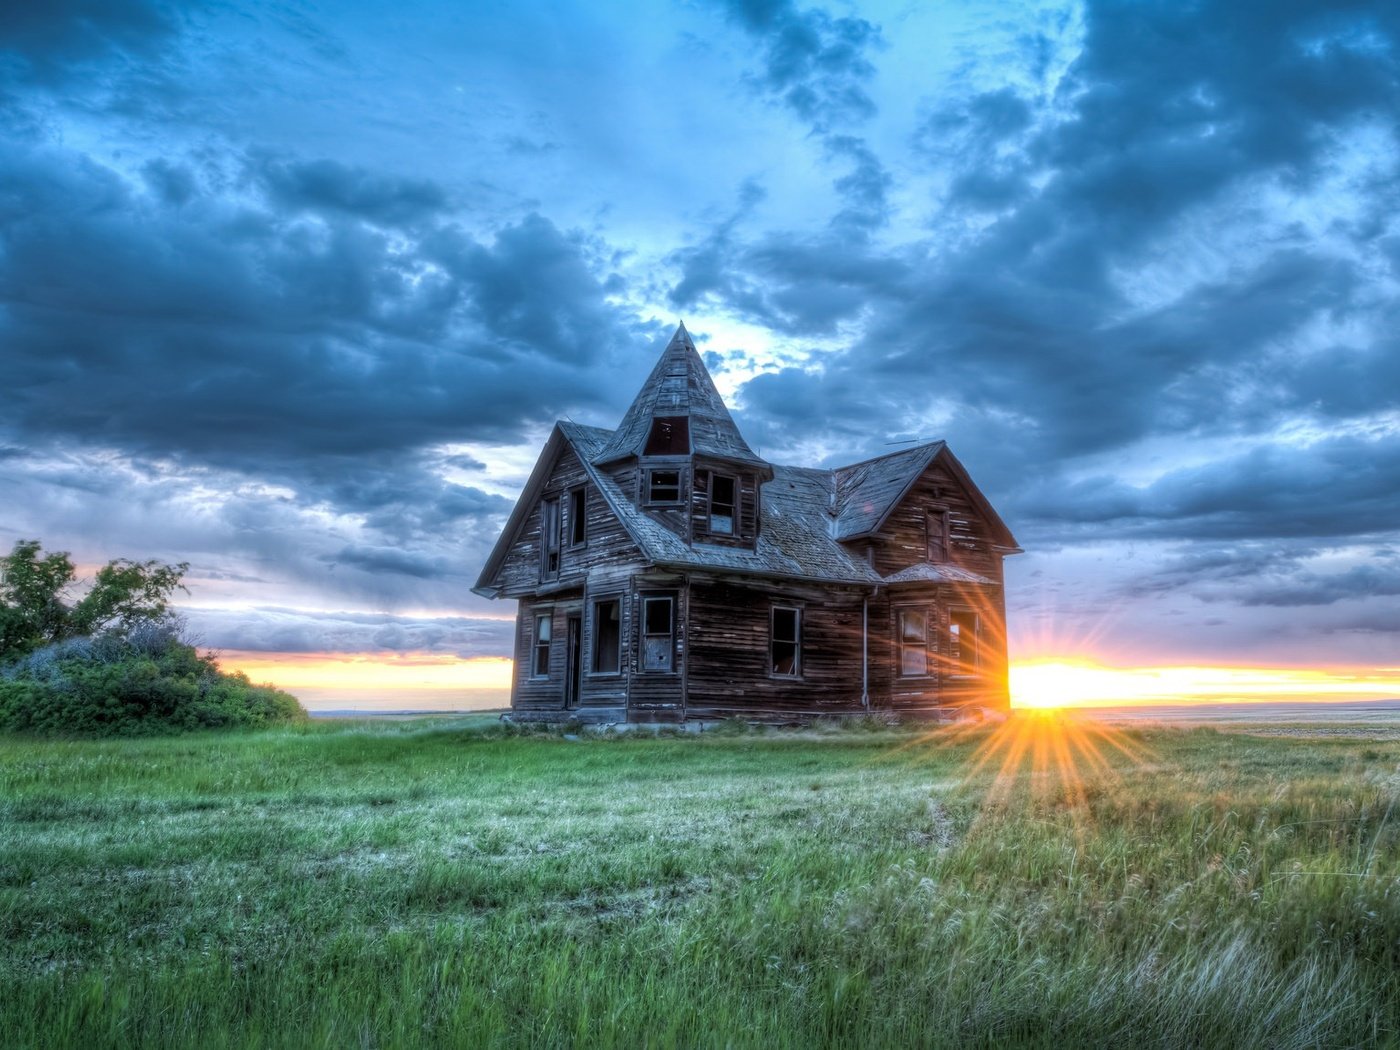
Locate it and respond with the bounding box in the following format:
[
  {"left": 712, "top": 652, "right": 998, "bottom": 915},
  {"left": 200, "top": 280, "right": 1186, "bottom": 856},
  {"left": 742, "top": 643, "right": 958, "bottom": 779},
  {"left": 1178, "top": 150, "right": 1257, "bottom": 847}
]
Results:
[{"left": 0, "top": 626, "right": 306, "bottom": 736}]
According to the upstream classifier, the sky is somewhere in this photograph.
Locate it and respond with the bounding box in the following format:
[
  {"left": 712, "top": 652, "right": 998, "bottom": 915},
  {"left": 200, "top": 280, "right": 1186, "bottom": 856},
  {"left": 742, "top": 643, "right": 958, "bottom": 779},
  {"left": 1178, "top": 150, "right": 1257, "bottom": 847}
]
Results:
[{"left": 2, "top": 0, "right": 1399, "bottom": 709}]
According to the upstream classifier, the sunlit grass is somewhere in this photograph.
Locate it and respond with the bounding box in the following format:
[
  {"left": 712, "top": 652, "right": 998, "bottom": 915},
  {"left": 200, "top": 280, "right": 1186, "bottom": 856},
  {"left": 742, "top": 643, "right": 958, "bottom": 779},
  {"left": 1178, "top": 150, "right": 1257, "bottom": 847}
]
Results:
[{"left": 2, "top": 715, "right": 1398, "bottom": 1048}]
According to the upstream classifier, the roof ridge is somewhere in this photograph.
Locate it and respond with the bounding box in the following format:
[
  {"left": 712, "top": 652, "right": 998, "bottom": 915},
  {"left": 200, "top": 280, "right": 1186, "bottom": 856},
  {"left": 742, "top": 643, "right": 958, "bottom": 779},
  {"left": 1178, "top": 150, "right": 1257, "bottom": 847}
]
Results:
[{"left": 833, "top": 439, "right": 945, "bottom": 473}]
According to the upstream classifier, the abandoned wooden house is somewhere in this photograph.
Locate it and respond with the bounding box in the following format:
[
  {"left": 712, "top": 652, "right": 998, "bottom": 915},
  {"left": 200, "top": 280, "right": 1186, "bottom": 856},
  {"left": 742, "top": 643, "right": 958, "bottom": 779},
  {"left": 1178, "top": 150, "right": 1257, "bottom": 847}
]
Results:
[{"left": 473, "top": 324, "right": 1021, "bottom": 723}]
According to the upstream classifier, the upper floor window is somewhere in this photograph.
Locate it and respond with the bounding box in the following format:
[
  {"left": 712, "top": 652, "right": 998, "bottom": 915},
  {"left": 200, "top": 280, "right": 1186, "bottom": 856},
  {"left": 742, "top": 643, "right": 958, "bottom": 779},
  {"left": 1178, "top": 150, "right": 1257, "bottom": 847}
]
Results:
[
  {"left": 641, "top": 595, "right": 674, "bottom": 672},
  {"left": 898, "top": 609, "right": 929, "bottom": 677},
  {"left": 532, "top": 613, "right": 552, "bottom": 677},
  {"left": 644, "top": 416, "right": 690, "bottom": 456},
  {"left": 540, "top": 498, "right": 561, "bottom": 580},
  {"left": 708, "top": 473, "right": 736, "bottom": 536},
  {"left": 647, "top": 469, "right": 682, "bottom": 505},
  {"left": 568, "top": 486, "right": 587, "bottom": 547},
  {"left": 927, "top": 509, "right": 950, "bottom": 563},
  {"left": 770, "top": 605, "right": 801, "bottom": 677}
]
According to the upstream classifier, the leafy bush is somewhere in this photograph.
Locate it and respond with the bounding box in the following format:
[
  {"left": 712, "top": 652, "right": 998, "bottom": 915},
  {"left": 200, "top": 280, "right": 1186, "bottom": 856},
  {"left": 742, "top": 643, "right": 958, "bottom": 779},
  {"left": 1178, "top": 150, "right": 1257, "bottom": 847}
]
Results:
[{"left": 0, "top": 625, "right": 306, "bottom": 736}]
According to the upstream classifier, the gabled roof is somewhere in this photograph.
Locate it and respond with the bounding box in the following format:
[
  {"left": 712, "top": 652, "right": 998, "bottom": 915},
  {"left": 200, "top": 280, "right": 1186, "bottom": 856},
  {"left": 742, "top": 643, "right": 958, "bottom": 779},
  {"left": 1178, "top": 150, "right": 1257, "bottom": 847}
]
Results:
[
  {"left": 475, "top": 420, "right": 1020, "bottom": 596},
  {"left": 567, "top": 423, "right": 879, "bottom": 585},
  {"left": 593, "top": 324, "right": 768, "bottom": 469},
  {"left": 833, "top": 442, "right": 1020, "bottom": 551},
  {"left": 833, "top": 442, "right": 945, "bottom": 539}
]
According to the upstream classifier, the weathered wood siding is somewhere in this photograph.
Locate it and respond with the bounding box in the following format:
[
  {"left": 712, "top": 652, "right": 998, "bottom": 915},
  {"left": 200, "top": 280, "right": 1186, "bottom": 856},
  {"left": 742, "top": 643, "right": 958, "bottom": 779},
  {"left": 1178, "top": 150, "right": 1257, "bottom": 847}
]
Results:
[
  {"left": 624, "top": 572, "right": 687, "bottom": 722},
  {"left": 866, "top": 456, "right": 1006, "bottom": 585},
  {"left": 685, "top": 580, "right": 868, "bottom": 720},
  {"left": 495, "top": 443, "right": 643, "bottom": 598}
]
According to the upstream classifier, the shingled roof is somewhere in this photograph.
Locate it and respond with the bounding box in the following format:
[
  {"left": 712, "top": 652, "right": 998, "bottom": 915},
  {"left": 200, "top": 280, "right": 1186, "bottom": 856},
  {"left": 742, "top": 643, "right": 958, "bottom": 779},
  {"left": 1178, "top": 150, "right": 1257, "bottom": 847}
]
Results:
[
  {"left": 563, "top": 422, "right": 879, "bottom": 585},
  {"left": 592, "top": 323, "right": 769, "bottom": 469}
]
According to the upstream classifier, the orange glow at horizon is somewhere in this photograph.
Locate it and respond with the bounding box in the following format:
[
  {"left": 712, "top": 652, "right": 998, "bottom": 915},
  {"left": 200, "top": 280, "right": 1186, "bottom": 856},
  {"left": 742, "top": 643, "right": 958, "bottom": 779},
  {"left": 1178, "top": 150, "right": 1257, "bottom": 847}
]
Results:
[
  {"left": 216, "top": 649, "right": 1400, "bottom": 712},
  {"left": 1011, "top": 658, "right": 1400, "bottom": 709},
  {"left": 221, "top": 651, "right": 513, "bottom": 693}
]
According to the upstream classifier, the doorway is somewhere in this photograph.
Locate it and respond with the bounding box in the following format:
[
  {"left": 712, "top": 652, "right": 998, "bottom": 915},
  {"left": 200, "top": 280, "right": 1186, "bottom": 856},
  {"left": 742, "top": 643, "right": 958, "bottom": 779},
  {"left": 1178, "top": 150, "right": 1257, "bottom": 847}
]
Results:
[{"left": 564, "top": 614, "right": 582, "bottom": 708}]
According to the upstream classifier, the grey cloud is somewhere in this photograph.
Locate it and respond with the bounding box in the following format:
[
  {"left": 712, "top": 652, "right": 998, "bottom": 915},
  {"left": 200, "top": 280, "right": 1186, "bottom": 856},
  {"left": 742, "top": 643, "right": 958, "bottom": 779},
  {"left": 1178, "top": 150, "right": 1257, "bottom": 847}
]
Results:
[
  {"left": 0, "top": 140, "right": 651, "bottom": 486},
  {"left": 186, "top": 606, "right": 515, "bottom": 659},
  {"left": 0, "top": 0, "right": 179, "bottom": 81},
  {"left": 257, "top": 155, "right": 450, "bottom": 227},
  {"left": 328, "top": 546, "right": 453, "bottom": 580},
  {"left": 716, "top": 0, "right": 882, "bottom": 130}
]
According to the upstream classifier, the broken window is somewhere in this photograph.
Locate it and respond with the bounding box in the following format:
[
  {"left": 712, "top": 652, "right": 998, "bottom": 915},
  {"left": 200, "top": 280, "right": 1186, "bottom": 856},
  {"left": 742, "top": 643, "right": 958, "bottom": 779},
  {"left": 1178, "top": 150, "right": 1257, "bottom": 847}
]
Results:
[
  {"left": 898, "top": 609, "right": 928, "bottom": 677},
  {"left": 770, "top": 605, "right": 801, "bottom": 677},
  {"left": 644, "top": 416, "right": 690, "bottom": 456},
  {"left": 533, "top": 613, "right": 552, "bottom": 677},
  {"left": 927, "top": 509, "right": 950, "bottom": 563},
  {"left": 642, "top": 595, "right": 674, "bottom": 672},
  {"left": 592, "top": 598, "right": 621, "bottom": 674},
  {"left": 568, "top": 486, "right": 587, "bottom": 547},
  {"left": 709, "top": 473, "right": 736, "bottom": 536},
  {"left": 540, "top": 497, "right": 561, "bottom": 580},
  {"left": 647, "top": 469, "right": 681, "bottom": 504},
  {"left": 949, "top": 610, "right": 979, "bottom": 674}
]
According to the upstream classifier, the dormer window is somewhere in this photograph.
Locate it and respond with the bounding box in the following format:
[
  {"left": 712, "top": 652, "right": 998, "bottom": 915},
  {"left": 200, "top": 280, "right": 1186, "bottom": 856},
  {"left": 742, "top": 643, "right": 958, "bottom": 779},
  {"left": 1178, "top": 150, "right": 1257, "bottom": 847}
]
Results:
[
  {"left": 644, "top": 416, "right": 690, "bottom": 456},
  {"left": 708, "top": 474, "right": 736, "bottom": 535},
  {"left": 647, "top": 469, "right": 682, "bottom": 504}
]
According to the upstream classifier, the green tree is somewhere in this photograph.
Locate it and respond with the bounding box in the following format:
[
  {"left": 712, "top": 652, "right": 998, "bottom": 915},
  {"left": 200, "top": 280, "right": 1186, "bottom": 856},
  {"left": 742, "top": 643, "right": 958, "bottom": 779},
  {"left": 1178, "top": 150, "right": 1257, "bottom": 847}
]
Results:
[{"left": 0, "top": 540, "right": 189, "bottom": 663}]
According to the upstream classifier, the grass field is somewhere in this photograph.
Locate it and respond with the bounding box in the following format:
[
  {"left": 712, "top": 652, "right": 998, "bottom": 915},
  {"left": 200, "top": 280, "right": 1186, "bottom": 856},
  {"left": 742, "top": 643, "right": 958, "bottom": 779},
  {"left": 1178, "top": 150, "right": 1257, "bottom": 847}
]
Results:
[{"left": 3, "top": 714, "right": 1399, "bottom": 1048}]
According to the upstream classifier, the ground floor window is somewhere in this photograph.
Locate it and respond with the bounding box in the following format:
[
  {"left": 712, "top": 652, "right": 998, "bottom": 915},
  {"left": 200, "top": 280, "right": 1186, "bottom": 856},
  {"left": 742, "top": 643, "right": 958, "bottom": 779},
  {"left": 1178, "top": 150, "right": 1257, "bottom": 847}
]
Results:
[
  {"left": 532, "top": 612, "right": 552, "bottom": 677},
  {"left": 949, "top": 609, "right": 979, "bottom": 674},
  {"left": 897, "top": 608, "right": 929, "bottom": 676},
  {"left": 770, "top": 605, "right": 801, "bottom": 677},
  {"left": 592, "top": 598, "right": 621, "bottom": 673},
  {"left": 641, "top": 595, "right": 674, "bottom": 672}
]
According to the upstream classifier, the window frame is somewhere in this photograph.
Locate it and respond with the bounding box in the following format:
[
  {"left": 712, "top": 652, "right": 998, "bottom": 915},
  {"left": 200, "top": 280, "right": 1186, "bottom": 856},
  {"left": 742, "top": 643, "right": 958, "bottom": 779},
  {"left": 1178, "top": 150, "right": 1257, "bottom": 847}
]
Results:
[
  {"left": 926, "top": 509, "right": 950, "bottom": 563},
  {"left": 640, "top": 594, "right": 676, "bottom": 674},
  {"left": 644, "top": 416, "right": 691, "bottom": 456},
  {"left": 540, "top": 496, "right": 561, "bottom": 581},
  {"left": 948, "top": 607, "right": 980, "bottom": 677},
  {"left": 590, "top": 596, "right": 623, "bottom": 676},
  {"left": 896, "top": 606, "right": 931, "bottom": 678},
  {"left": 645, "top": 468, "right": 684, "bottom": 506},
  {"left": 567, "top": 485, "right": 588, "bottom": 548},
  {"left": 707, "top": 472, "right": 737, "bottom": 537},
  {"left": 769, "top": 604, "right": 803, "bottom": 679},
  {"left": 532, "top": 611, "right": 552, "bottom": 679}
]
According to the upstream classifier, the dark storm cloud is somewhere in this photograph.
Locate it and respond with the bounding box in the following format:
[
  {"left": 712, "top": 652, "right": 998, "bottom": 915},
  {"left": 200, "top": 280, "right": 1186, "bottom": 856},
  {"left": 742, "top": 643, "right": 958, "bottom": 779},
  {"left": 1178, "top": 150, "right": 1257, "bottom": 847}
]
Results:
[
  {"left": 715, "top": 0, "right": 881, "bottom": 129},
  {"left": 257, "top": 156, "right": 450, "bottom": 227},
  {"left": 328, "top": 546, "right": 453, "bottom": 580},
  {"left": 0, "top": 139, "right": 648, "bottom": 477},
  {"left": 716, "top": 0, "right": 1400, "bottom": 555},
  {"left": 0, "top": 0, "right": 179, "bottom": 81}
]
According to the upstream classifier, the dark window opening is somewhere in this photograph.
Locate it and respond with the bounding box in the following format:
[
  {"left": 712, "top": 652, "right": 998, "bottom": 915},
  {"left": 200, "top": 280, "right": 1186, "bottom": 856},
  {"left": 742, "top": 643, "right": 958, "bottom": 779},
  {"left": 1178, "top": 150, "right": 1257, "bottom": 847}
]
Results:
[
  {"left": 647, "top": 469, "right": 682, "bottom": 504},
  {"left": 642, "top": 596, "right": 674, "bottom": 672},
  {"left": 771, "top": 605, "right": 801, "bottom": 677},
  {"left": 568, "top": 487, "right": 587, "bottom": 547},
  {"left": 540, "top": 498, "right": 561, "bottom": 580},
  {"left": 927, "top": 509, "right": 950, "bottom": 563},
  {"left": 898, "top": 609, "right": 928, "bottom": 677},
  {"left": 592, "top": 599, "right": 621, "bottom": 674},
  {"left": 709, "top": 474, "right": 736, "bottom": 536},
  {"left": 532, "top": 613, "right": 551, "bottom": 677},
  {"left": 644, "top": 416, "right": 690, "bottom": 456},
  {"left": 949, "top": 610, "right": 979, "bottom": 674}
]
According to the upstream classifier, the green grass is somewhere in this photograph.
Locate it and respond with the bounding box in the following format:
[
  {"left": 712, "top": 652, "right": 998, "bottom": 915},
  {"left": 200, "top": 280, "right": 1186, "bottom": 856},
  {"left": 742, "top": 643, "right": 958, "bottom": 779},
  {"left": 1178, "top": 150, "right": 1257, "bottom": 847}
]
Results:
[{"left": 2, "top": 714, "right": 1398, "bottom": 1048}]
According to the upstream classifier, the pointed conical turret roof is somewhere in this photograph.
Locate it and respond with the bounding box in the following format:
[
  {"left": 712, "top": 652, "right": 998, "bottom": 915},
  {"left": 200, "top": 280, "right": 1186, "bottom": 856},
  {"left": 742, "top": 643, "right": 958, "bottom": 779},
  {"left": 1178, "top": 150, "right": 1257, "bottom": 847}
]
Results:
[{"left": 594, "top": 323, "right": 769, "bottom": 469}]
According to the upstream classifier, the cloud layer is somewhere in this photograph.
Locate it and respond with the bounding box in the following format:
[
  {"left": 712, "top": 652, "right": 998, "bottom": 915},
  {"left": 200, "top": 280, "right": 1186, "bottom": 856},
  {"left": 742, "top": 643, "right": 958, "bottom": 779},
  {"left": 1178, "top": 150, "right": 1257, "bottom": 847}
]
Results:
[{"left": 2, "top": 0, "right": 1398, "bottom": 673}]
